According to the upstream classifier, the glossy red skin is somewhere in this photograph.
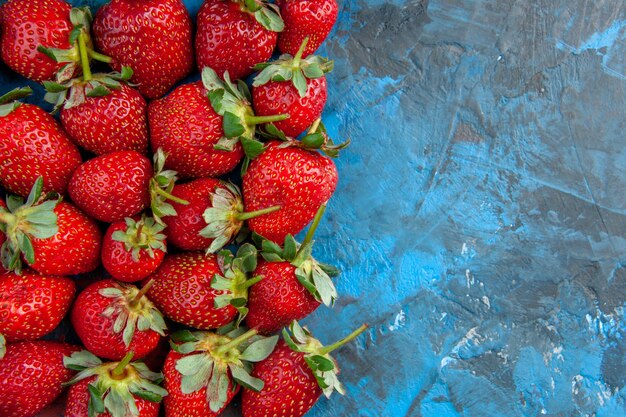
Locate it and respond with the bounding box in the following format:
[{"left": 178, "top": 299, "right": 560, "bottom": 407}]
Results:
[
  {"left": 162, "top": 178, "right": 221, "bottom": 250},
  {"left": 277, "top": 0, "right": 338, "bottom": 57},
  {"left": 163, "top": 350, "right": 239, "bottom": 417},
  {"left": 149, "top": 82, "right": 244, "bottom": 178},
  {"left": 253, "top": 76, "right": 327, "bottom": 138},
  {"left": 61, "top": 84, "right": 149, "bottom": 156},
  {"left": 65, "top": 377, "right": 161, "bottom": 417},
  {"left": 71, "top": 279, "right": 161, "bottom": 361},
  {"left": 146, "top": 252, "right": 237, "bottom": 329},
  {"left": 29, "top": 202, "right": 102, "bottom": 276},
  {"left": 0, "top": 270, "right": 75, "bottom": 342},
  {"left": 0, "top": 103, "right": 82, "bottom": 198},
  {"left": 241, "top": 340, "right": 321, "bottom": 417},
  {"left": 0, "top": 341, "right": 80, "bottom": 417},
  {"left": 93, "top": 0, "right": 194, "bottom": 99},
  {"left": 246, "top": 260, "right": 319, "bottom": 334},
  {"left": 68, "top": 150, "right": 152, "bottom": 223},
  {"left": 0, "top": 0, "right": 74, "bottom": 82},
  {"left": 243, "top": 141, "right": 338, "bottom": 244},
  {"left": 196, "top": 0, "right": 277, "bottom": 80},
  {"left": 102, "top": 219, "right": 166, "bottom": 282}
]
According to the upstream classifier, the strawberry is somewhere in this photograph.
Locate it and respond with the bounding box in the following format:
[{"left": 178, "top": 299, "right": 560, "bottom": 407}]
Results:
[
  {"left": 0, "top": 178, "right": 102, "bottom": 276},
  {"left": 0, "top": 270, "right": 75, "bottom": 342},
  {"left": 0, "top": 1, "right": 92, "bottom": 83},
  {"left": 195, "top": 0, "right": 284, "bottom": 81},
  {"left": 147, "top": 245, "right": 261, "bottom": 329},
  {"left": 0, "top": 340, "right": 81, "bottom": 417},
  {"left": 277, "top": 0, "right": 338, "bottom": 58},
  {"left": 252, "top": 38, "right": 333, "bottom": 137},
  {"left": 163, "top": 178, "right": 279, "bottom": 253},
  {"left": 0, "top": 87, "right": 82, "bottom": 198},
  {"left": 241, "top": 321, "right": 367, "bottom": 417},
  {"left": 242, "top": 140, "right": 338, "bottom": 243},
  {"left": 93, "top": 0, "right": 194, "bottom": 99},
  {"left": 164, "top": 326, "right": 278, "bottom": 416},
  {"left": 102, "top": 215, "right": 167, "bottom": 282},
  {"left": 64, "top": 350, "right": 166, "bottom": 417},
  {"left": 71, "top": 279, "right": 166, "bottom": 361},
  {"left": 246, "top": 224, "right": 339, "bottom": 334}
]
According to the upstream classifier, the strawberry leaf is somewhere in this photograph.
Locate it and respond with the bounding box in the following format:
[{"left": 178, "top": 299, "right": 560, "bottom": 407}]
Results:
[
  {"left": 223, "top": 112, "right": 246, "bottom": 138},
  {"left": 239, "top": 335, "right": 278, "bottom": 362},
  {"left": 0, "top": 335, "right": 5, "bottom": 359},
  {"left": 229, "top": 363, "right": 264, "bottom": 392}
]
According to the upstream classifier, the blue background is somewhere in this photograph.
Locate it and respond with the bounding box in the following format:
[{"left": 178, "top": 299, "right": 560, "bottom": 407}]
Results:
[{"left": 2, "top": 0, "right": 626, "bottom": 416}]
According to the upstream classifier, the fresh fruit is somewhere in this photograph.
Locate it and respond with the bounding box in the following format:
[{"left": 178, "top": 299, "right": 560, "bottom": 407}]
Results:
[
  {"left": 0, "top": 87, "right": 82, "bottom": 198},
  {"left": 0, "top": 0, "right": 91, "bottom": 83},
  {"left": 102, "top": 215, "right": 167, "bottom": 282},
  {"left": 147, "top": 245, "right": 261, "bottom": 329},
  {"left": 93, "top": 0, "right": 194, "bottom": 99},
  {"left": 242, "top": 140, "right": 338, "bottom": 243},
  {"left": 71, "top": 279, "right": 166, "bottom": 361},
  {"left": 164, "top": 326, "right": 278, "bottom": 416},
  {"left": 246, "top": 215, "right": 339, "bottom": 334},
  {"left": 0, "top": 270, "right": 75, "bottom": 342},
  {"left": 195, "top": 0, "right": 283, "bottom": 81},
  {"left": 68, "top": 150, "right": 152, "bottom": 223},
  {"left": 277, "top": 0, "right": 338, "bottom": 58},
  {"left": 0, "top": 178, "right": 102, "bottom": 275},
  {"left": 241, "top": 321, "right": 367, "bottom": 417},
  {"left": 163, "top": 178, "right": 279, "bottom": 253},
  {"left": 0, "top": 340, "right": 80, "bottom": 417},
  {"left": 253, "top": 38, "right": 333, "bottom": 137},
  {"left": 64, "top": 350, "right": 166, "bottom": 417}
]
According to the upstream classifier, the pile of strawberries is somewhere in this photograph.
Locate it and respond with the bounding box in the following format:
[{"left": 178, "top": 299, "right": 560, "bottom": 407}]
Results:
[{"left": 0, "top": 0, "right": 368, "bottom": 416}]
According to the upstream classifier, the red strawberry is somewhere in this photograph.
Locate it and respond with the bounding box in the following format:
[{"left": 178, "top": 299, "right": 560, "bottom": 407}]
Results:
[
  {"left": 102, "top": 215, "right": 167, "bottom": 282},
  {"left": 0, "top": 87, "right": 82, "bottom": 198},
  {"left": 0, "top": 340, "right": 80, "bottom": 417},
  {"left": 163, "top": 178, "right": 279, "bottom": 252},
  {"left": 246, "top": 221, "right": 339, "bottom": 334},
  {"left": 0, "top": 0, "right": 90, "bottom": 83},
  {"left": 147, "top": 246, "right": 260, "bottom": 329},
  {"left": 93, "top": 0, "right": 194, "bottom": 99},
  {"left": 68, "top": 150, "right": 151, "bottom": 223},
  {"left": 195, "top": 0, "right": 284, "bottom": 81},
  {"left": 64, "top": 350, "right": 166, "bottom": 417},
  {"left": 0, "top": 270, "right": 75, "bottom": 342},
  {"left": 0, "top": 178, "right": 102, "bottom": 276},
  {"left": 252, "top": 38, "right": 332, "bottom": 137},
  {"left": 71, "top": 279, "right": 166, "bottom": 361},
  {"left": 242, "top": 140, "right": 338, "bottom": 243},
  {"left": 241, "top": 321, "right": 367, "bottom": 417},
  {"left": 164, "top": 327, "right": 278, "bottom": 417},
  {"left": 277, "top": 0, "right": 338, "bottom": 58}
]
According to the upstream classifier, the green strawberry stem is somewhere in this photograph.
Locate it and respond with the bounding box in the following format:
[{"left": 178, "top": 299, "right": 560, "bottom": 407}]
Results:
[
  {"left": 292, "top": 37, "right": 310, "bottom": 67},
  {"left": 244, "top": 114, "right": 289, "bottom": 125},
  {"left": 130, "top": 279, "right": 155, "bottom": 306},
  {"left": 300, "top": 203, "right": 327, "bottom": 250},
  {"left": 77, "top": 33, "right": 92, "bottom": 82},
  {"left": 0, "top": 87, "right": 33, "bottom": 105},
  {"left": 87, "top": 49, "right": 113, "bottom": 64},
  {"left": 215, "top": 328, "right": 257, "bottom": 355},
  {"left": 240, "top": 275, "right": 264, "bottom": 290},
  {"left": 152, "top": 185, "right": 188, "bottom": 204},
  {"left": 235, "top": 205, "right": 281, "bottom": 221},
  {"left": 112, "top": 351, "right": 135, "bottom": 378},
  {"left": 0, "top": 211, "right": 16, "bottom": 224},
  {"left": 318, "top": 324, "right": 368, "bottom": 355}
]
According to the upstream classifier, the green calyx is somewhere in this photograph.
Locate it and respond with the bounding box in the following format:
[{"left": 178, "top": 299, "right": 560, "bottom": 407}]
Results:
[
  {"left": 201, "top": 67, "right": 289, "bottom": 160},
  {"left": 253, "top": 37, "right": 334, "bottom": 98},
  {"left": 111, "top": 215, "right": 166, "bottom": 262},
  {"left": 64, "top": 350, "right": 167, "bottom": 417},
  {"left": 0, "top": 334, "right": 5, "bottom": 359},
  {"left": 99, "top": 281, "right": 167, "bottom": 348},
  {"left": 170, "top": 325, "right": 278, "bottom": 412},
  {"left": 43, "top": 66, "right": 134, "bottom": 112},
  {"left": 252, "top": 204, "right": 340, "bottom": 307},
  {"left": 0, "top": 177, "right": 59, "bottom": 274},
  {"left": 283, "top": 321, "right": 368, "bottom": 398},
  {"left": 263, "top": 118, "right": 351, "bottom": 158},
  {"left": 150, "top": 148, "right": 189, "bottom": 225},
  {"left": 200, "top": 182, "right": 280, "bottom": 254},
  {"left": 0, "top": 87, "right": 33, "bottom": 117},
  {"left": 210, "top": 244, "right": 264, "bottom": 326},
  {"left": 237, "top": 0, "right": 284, "bottom": 32}
]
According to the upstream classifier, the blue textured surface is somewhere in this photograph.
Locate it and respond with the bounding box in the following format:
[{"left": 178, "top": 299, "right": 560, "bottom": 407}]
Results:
[{"left": 2, "top": 0, "right": 625, "bottom": 416}]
